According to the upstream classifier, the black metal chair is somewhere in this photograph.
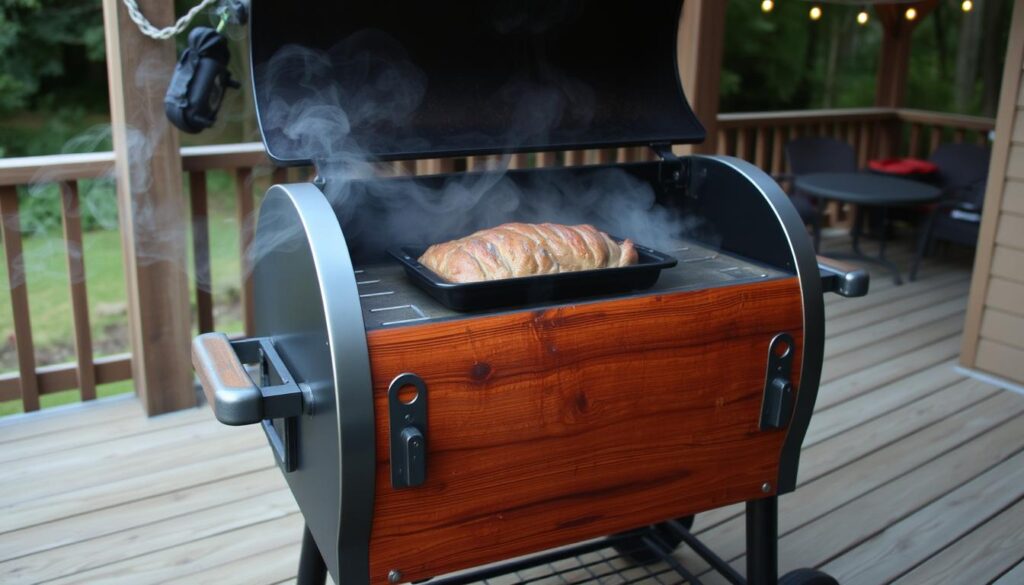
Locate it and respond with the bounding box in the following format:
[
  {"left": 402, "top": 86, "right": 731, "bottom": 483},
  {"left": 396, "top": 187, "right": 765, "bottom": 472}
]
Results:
[
  {"left": 785, "top": 137, "right": 858, "bottom": 250},
  {"left": 909, "top": 143, "right": 990, "bottom": 281}
]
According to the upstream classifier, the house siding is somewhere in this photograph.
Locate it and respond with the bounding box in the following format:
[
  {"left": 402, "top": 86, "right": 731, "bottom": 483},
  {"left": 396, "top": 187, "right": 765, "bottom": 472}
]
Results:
[{"left": 962, "top": 0, "right": 1024, "bottom": 386}]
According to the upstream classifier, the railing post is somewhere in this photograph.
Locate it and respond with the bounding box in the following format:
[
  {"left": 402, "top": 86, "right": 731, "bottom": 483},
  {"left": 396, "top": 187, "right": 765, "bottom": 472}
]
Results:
[
  {"left": 677, "top": 0, "right": 727, "bottom": 155},
  {"left": 0, "top": 186, "right": 40, "bottom": 411},
  {"left": 102, "top": 0, "right": 196, "bottom": 414},
  {"left": 874, "top": 2, "right": 937, "bottom": 108}
]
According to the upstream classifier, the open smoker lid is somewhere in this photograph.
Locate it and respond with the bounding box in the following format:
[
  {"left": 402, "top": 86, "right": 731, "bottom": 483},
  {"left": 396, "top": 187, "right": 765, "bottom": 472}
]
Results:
[{"left": 250, "top": 0, "right": 705, "bottom": 165}]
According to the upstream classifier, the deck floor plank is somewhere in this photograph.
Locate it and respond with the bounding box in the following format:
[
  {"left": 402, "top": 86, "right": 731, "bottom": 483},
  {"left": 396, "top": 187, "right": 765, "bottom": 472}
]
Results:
[
  {"left": 690, "top": 391, "right": 1024, "bottom": 582},
  {"left": 892, "top": 497, "right": 1024, "bottom": 585},
  {"left": 819, "top": 448, "right": 1024, "bottom": 585},
  {"left": 0, "top": 237, "right": 1019, "bottom": 584},
  {"left": 993, "top": 559, "right": 1024, "bottom": 584}
]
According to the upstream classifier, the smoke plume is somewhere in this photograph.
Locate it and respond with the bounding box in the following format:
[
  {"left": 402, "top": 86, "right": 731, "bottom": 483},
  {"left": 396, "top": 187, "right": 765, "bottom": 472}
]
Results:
[{"left": 251, "top": 28, "right": 710, "bottom": 270}]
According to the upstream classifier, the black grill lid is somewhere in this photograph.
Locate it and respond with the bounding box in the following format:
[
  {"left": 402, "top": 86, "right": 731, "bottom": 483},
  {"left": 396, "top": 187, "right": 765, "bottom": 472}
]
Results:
[{"left": 251, "top": 0, "right": 704, "bottom": 166}]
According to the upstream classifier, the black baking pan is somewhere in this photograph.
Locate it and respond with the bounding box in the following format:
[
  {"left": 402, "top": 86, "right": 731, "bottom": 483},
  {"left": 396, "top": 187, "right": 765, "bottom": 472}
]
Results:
[{"left": 388, "top": 240, "right": 678, "bottom": 311}]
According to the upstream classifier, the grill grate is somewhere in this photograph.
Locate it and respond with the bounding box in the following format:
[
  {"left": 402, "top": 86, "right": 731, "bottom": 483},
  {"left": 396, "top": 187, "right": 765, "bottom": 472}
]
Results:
[{"left": 356, "top": 239, "right": 783, "bottom": 330}]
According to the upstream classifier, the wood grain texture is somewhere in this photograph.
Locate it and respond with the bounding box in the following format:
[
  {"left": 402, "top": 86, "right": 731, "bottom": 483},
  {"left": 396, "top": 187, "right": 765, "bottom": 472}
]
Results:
[
  {"left": 235, "top": 168, "right": 255, "bottom": 336},
  {"left": 364, "top": 278, "right": 803, "bottom": 584},
  {"left": 192, "top": 334, "right": 253, "bottom": 411},
  {"left": 190, "top": 171, "right": 214, "bottom": 334},
  {"left": 961, "top": 1, "right": 1024, "bottom": 369},
  {"left": 995, "top": 212, "right": 1024, "bottom": 249},
  {"left": 985, "top": 277, "right": 1024, "bottom": 316},
  {"left": 893, "top": 497, "right": 1024, "bottom": 585},
  {"left": 980, "top": 308, "right": 1024, "bottom": 350},
  {"left": 676, "top": 0, "right": 725, "bottom": 155},
  {"left": 0, "top": 185, "right": 39, "bottom": 411},
  {"left": 0, "top": 354, "right": 130, "bottom": 402},
  {"left": 60, "top": 181, "right": 96, "bottom": 401},
  {"left": 1003, "top": 179, "right": 1024, "bottom": 215},
  {"left": 975, "top": 339, "right": 1024, "bottom": 383},
  {"left": 102, "top": 0, "right": 194, "bottom": 414},
  {"left": 991, "top": 245, "right": 1024, "bottom": 282}
]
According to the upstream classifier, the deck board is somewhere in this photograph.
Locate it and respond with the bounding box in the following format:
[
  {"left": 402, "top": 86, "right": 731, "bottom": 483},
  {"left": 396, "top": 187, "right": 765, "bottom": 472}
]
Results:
[{"left": 0, "top": 236, "right": 1019, "bottom": 584}]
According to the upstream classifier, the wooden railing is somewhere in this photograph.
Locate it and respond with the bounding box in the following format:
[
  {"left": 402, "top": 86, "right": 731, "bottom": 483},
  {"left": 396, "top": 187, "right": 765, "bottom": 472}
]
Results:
[
  {"left": 0, "top": 145, "right": 279, "bottom": 411},
  {"left": 0, "top": 107, "right": 994, "bottom": 413},
  {"left": 717, "top": 107, "right": 995, "bottom": 178}
]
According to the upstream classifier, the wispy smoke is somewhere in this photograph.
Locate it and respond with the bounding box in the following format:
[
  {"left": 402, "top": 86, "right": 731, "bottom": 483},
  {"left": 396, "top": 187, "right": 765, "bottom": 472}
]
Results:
[{"left": 252, "top": 28, "right": 708, "bottom": 268}]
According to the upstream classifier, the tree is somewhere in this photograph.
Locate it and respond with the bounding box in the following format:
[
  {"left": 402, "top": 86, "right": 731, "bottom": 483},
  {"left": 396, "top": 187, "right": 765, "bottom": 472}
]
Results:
[{"left": 0, "top": 1, "right": 107, "bottom": 116}]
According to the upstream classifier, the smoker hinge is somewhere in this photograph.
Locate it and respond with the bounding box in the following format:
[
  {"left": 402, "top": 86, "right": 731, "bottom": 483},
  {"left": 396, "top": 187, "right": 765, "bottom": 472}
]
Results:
[
  {"left": 759, "top": 333, "right": 795, "bottom": 430},
  {"left": 388, "top": 373, "right": 428, "bottom": 489},
  {"left": 651, "top": 143, "right": 688, "bottom": 192}
]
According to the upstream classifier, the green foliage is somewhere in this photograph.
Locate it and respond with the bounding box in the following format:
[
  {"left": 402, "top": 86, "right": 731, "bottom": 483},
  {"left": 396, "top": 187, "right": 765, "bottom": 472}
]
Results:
[
  {"left": 17, "top": 178, "right": 119, "bottom": 235},
  {"left": 721, "top": 0, "right": 1012, "bottom": 116},
  {"left": 0, "top": 1, "right": 106, "bottom": 116},
  {"left": 721, "top": 0, "right": 815, "bottom": 111}
]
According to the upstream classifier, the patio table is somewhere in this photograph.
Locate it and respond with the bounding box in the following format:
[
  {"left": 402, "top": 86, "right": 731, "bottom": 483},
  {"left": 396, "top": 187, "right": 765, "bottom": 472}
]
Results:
[{"left": 795, "top": 172, "right": 941, "bottom": 285}]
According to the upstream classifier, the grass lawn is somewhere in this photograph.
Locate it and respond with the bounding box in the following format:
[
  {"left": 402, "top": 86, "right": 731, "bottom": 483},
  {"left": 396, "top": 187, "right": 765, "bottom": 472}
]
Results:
[{"left": 0, "top": 171, "right": 252, "bottom": 416}]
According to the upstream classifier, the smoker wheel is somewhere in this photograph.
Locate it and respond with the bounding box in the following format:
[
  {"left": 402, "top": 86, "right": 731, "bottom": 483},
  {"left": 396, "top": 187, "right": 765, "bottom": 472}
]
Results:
[
  {"left": 779, "top": 568, "right": 840, "bottom": 585},
  {"left": 610, "top": 515, "right": 695, "bottom": 566}
]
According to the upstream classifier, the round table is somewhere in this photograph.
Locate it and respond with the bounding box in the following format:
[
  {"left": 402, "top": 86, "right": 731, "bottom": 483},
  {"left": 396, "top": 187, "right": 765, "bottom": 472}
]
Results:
[{"left": 794, "top": 172, "right": 941, "bottom": 284}]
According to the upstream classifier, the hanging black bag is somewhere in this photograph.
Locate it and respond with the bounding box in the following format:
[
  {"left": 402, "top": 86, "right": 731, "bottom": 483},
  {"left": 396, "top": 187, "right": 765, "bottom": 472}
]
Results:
[{"left": 164, "top": 26, "right": 240, "bottom": 133}]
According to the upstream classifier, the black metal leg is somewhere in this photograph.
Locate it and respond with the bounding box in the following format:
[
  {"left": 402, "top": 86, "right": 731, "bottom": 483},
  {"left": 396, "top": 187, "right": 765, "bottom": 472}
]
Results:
[
  {"left": 877, "top": 207, "right": 889, "bottom": 260},
  {"left": 827, "top": 204, "right": 905, "bottom": 285},
  {"left": 876, "top": 207, "right": 903, "bottom": 285},
  {"left": 813, "top": 198, "right": 824, "bottom": 252},
  {"left": 910, "top": 210, "right": 936, "bottom": 282},
  {"left": 746, "top": 497, "right": 778, "bottom": 585},
  {"left": 298, "top": 524, "right": 327, "bottom": 585},
  {"left": 849, "top": 206, "right": 864, "bottom": 256}
]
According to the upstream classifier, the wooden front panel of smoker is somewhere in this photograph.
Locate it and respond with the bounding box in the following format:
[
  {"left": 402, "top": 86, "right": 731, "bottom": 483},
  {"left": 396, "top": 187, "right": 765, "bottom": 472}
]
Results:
[{"left": 365, "top": 277, "right": 804, "bottom": 584}]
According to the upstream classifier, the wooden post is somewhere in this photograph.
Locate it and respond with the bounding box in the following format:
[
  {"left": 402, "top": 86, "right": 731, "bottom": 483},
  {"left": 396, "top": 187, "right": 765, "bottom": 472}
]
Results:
[
  {"left": 873, "top": 2, "right": 937, "bottom": 108},
  {"left": 102, "top": 0, "right": 196, "bottom": 414},
  {"left": 873, "top": 2, "right": 938, "bottom": 161},
  {"left": 676, "top": 0, "right": 728, "bottom": 156}
]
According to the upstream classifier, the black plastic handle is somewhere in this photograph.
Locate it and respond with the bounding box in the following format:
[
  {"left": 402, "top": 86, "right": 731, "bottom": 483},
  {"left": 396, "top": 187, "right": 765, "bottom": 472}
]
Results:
[{"left": 817, "top": 256, "right": 870, "bottom": 298}]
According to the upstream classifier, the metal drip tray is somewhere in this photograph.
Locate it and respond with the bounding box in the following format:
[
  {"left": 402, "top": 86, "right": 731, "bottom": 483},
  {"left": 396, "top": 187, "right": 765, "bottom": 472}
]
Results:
[{"left": 357, "top": 239, "right": 787, "bottom": 330}]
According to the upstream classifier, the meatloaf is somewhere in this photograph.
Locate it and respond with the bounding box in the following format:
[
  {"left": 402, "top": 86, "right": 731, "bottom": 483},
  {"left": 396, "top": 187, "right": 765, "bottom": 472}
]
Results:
[{"left": 417, "top": 223, "right": 638, "bottom": 283}]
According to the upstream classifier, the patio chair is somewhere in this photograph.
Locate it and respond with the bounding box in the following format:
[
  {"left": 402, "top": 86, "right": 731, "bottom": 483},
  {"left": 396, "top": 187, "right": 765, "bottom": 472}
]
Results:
[
  {"left": 786, "top": 137, "right": 858, "bottom": 250},
  {"left": 909, "top": 143, "right": 991, "bottom": 281}
]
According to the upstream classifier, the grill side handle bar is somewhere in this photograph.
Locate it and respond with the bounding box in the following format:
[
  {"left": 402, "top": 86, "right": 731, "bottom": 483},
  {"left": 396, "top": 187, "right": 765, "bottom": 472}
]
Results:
[
  {"left": 817, "top": 255, "right": 870, "bottom": 298},
  {"left": 191, "top": 332, "right": 304, "bottom": 426}
]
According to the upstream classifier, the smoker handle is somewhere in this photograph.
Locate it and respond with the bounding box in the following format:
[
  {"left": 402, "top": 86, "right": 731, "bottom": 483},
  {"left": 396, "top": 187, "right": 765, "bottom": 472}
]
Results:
[
  {"left": 817, "top": 256, "right": 870, "bottom": 298},
  {"left": 192, "top": 332, "right": 265, "bottom": 426}
]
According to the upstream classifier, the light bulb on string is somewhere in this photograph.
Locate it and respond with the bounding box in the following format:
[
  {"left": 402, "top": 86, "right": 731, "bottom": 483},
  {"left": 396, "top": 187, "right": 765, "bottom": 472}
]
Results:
[
  {"left": 905, "top": 7, "right": 917, "bottom": 21},
  {"left": 962, "top": 0, "right": 973, "bottom": 12},
  {"left": 857, "top": 10, "right": 869, "bottom": 25},
  {"left": 810, "top": 5, "right": 823, "bottom": 20},
  {"left": 761, "top": 0, "right": 774, "bottom": 13}
]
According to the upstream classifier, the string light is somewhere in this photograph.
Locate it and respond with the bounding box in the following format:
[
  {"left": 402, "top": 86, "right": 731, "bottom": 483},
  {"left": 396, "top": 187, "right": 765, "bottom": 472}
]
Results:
[
  {"left": 857, "top": 10, "right": 869, "bottom": 25},
  {"left": 961, "top": 0, "right": 973, "bottom": 12},
  {"left": 905, "top": 7, "right": 917, "bottom": 20},
  {"left": 761, "top": 0, "right": 774, "bottom": 13},
  {"left": 809, "top": 5, "right": 823, "bottom": 20}
]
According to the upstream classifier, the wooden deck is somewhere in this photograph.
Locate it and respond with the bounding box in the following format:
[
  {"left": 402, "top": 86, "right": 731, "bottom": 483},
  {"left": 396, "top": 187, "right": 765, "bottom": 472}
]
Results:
[{"left": 1, "top": 236, "right": 1022, "bottom": 585}]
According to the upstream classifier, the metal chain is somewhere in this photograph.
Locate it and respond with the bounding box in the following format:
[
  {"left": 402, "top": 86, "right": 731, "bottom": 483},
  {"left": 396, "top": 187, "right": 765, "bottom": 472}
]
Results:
[{"left": 120, "top": 0, "right": 220, "bottom": 40}]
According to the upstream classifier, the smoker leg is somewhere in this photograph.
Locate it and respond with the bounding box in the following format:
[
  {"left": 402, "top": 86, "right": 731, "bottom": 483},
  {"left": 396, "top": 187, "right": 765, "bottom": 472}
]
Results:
[
  {"left": 297, "top": 525, "right": 327, "bottom": 585},
  {"left": 746, "top": 497, "right": 778, "bottom": 585}
]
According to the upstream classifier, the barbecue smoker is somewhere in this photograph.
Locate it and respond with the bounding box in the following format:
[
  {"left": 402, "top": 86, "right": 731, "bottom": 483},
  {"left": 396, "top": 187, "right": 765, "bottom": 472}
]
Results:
[{"left": 192, "top": 2, "right": 867, "bottom": 584}]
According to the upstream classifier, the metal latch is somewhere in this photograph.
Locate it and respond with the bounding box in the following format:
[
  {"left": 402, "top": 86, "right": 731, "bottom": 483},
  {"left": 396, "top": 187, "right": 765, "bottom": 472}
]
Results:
[
  {"left": 651, "top": 143, "right": 689, "bottom": 194},
  {"left": 388, "top": 373, "right": 428, "bottom": 489},
  {"left": 759, "top": 333, "right": 795, "bottom": 430}
]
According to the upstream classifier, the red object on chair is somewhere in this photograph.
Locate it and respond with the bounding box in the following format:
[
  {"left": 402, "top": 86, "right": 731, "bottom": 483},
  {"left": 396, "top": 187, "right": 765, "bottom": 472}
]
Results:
[{"left": 868, "top": 158, "right": 939, "bottom": 175}]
